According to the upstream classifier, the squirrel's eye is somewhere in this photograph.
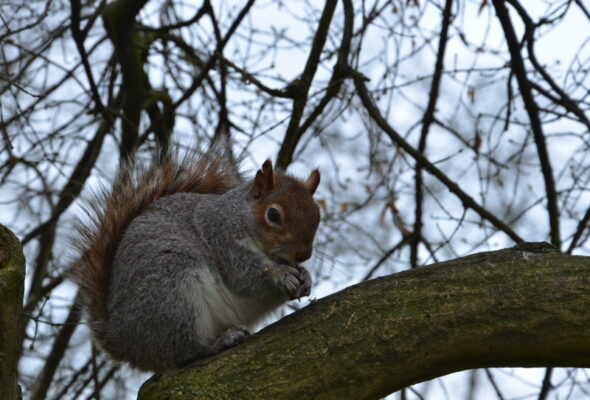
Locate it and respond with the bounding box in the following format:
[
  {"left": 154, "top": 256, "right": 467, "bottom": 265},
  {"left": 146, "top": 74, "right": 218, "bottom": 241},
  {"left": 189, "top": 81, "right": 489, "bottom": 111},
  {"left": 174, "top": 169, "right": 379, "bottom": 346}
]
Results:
[{"left": 267, "top": 207, "right": 281, "bottom": 224}]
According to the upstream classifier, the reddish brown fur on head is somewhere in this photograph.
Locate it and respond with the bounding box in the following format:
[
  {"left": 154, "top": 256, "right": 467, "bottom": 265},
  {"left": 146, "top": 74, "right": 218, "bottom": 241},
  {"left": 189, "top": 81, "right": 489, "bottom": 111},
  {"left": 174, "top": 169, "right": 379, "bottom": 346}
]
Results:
[{"left": 251, "top": 159, "right": 321, "bottom": 264}]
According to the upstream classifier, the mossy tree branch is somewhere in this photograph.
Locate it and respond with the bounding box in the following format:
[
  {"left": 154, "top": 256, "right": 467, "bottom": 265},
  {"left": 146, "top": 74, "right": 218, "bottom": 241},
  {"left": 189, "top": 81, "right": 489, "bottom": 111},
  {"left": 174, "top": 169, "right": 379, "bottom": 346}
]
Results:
[
  {"left": 139, "top": 243, "right": 590, "bottom": 400},
  {"left": 0, "top": 225, "right": 25, "bottom": 400}
]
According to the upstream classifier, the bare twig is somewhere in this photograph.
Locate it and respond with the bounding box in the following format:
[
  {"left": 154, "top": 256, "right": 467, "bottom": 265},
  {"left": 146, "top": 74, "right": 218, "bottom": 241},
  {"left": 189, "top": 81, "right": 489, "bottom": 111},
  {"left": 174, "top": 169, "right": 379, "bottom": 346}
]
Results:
[
  {"left": 412, "top": 0, "right": 454, "bottom": 268},
  {"left": 492, "top": 0, "right": 561, "bottom": 248},
  {"left": 70, "top": 0, "right": 112, "bottom": 124},
  {"left": 353, "top": 72, "right": 524, "bottom": 244},
  {"left": 275, "top": 0, "right": 338, "bottom": 169},
  {"left": 566, "top": 205, "right": 590, "bottom": 254},
  {"left": 296, "top": 0, "right": 355, "bottom": 141},
  {"left": 30, "top": 297, "right": 81, "bottom": 400},
  {"left": 538, "top": 367, "right": 553, "bottom": 400},
  {"left": 141, "top": 0, "right": 257, "bottom": 141}
]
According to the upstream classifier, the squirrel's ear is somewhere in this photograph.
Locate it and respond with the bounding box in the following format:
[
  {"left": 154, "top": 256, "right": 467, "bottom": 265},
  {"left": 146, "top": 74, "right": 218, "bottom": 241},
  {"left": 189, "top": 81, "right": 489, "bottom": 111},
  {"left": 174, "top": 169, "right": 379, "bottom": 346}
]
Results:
[
  {"left": 304, "top": 169, "right": 320, "bottom": 195},
  {"left": 252, "top": 159, "right": 275, "bottom": 198}
]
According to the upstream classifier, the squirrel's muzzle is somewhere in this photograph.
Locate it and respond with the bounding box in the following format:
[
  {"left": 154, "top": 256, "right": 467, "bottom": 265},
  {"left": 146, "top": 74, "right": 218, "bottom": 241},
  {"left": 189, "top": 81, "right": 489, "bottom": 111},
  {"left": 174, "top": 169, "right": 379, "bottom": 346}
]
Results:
[{"left": 294, "top": 245, "right": 312, "bottom": 263}]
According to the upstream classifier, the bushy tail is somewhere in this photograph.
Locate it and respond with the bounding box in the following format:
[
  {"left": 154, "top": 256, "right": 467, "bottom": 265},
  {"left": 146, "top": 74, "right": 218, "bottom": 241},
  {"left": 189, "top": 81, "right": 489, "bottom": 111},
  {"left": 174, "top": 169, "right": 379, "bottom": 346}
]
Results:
[{"left": 70, "top": 150, "right": 242, "bottom": 340}]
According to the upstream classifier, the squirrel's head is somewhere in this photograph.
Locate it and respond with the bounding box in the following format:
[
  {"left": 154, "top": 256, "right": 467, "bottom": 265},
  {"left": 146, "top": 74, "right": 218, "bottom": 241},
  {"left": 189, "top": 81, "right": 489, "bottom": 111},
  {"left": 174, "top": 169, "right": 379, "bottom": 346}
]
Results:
[{"left": 250, "top": 159, "right": 321, "bottom": 265}]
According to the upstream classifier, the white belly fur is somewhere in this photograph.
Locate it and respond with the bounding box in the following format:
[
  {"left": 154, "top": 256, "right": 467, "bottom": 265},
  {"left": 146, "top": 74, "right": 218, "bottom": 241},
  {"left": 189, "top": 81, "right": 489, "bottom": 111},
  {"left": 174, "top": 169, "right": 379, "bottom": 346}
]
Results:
[{"left": 183, "top": 268, "right": 277, "bottom": 344}]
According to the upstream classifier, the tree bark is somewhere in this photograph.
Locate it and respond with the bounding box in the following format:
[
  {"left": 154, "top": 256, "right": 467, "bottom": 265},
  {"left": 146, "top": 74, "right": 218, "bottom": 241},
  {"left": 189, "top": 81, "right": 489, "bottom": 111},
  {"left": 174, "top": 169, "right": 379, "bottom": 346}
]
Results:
[
  {"left": 138, "top": 243, "right": 590, "bottom": 400},
  {"left": 0, "top": 225, "right": 25, "bottom": 400}
]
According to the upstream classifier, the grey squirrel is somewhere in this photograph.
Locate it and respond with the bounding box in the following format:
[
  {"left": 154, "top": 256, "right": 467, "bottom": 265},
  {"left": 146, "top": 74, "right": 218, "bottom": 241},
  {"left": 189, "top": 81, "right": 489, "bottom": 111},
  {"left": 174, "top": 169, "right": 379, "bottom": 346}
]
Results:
[{"left": 70, "top": 151, "right": 320, "bottom": 371}]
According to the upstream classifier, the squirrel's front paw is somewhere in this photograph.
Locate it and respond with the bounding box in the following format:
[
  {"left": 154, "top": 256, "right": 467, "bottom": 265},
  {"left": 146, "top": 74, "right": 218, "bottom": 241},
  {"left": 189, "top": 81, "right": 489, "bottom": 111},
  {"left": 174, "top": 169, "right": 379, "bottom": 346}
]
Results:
[
  {"left": 273, "top": 265, "right": 312, "bottom": 300},
  {"left": 295, "top": 266, "right": 312, "bottom": 298}
]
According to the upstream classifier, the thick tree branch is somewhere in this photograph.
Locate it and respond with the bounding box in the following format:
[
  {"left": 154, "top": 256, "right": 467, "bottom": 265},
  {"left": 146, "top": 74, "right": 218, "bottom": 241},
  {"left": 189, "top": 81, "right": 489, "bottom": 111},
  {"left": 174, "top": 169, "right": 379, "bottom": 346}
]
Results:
[
  {"left": 0, "top": 225, "right": 25, "bottom": 400},
  {"left": 139, "top": 243, "right": 590, "bottom": 400}
]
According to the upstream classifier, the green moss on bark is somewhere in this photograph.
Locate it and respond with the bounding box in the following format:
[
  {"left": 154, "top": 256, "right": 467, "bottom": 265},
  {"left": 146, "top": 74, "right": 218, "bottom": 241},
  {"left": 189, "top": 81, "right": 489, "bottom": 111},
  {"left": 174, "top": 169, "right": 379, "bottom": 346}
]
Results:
[
  {"left": 0, "top": 225, "right": 25, "bottom": 400},
  {"left": 139, "top": 243, "right": 590, "bottom": 400}
]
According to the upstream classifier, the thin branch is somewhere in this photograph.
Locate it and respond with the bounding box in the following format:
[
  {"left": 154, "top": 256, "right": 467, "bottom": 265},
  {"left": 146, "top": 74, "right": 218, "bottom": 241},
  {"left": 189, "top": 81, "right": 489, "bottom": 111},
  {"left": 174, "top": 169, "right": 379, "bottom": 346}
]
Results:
[
  {"left": 538, "top": 367, "right": 553, "bottom": 400},
  {"left": 102, "top": 0, "right": 150, "bottom": 158},
  {"left": 412, "top": 0, "right": 454, "bottom": 268},
  {"left": 362, "top": 236, "right": 411, "bottom": 281},
  {"left": 141, "top": 0, "right": 257, "bottom": 141},
  {"left": 575, "top": 0, "right": 590, "bottom": 19},
  {"left": 30, "top": 297, "right": 81, "bottom": 400},
  {"left": 24, "top": 276, "right": 65, "bottom": 314},
  {"left": 209, "top": 1, "right": 230, "bottom": 145},
  {"left": 492, "top": 0, "right": 561, "bottom": 248},
  {"left": 275, "top": 0, "right": 338, "bottom": 169},
  {"left": 506, "top": 0, "right": 590, "bottom": 130},
  {"left": 353, "top": 72, "right": 524, "bottom": 244},
  {"left": 70, "top": 0, "right": 112, "bottom": 125},
  {"left": 296, "top": 0, "right": 355, "bottom": 139},
  {"left": 0, "top": 0, "right": 54, "bottom": 42},
  {"left": 22, "top": 105, "right": 115, "bottom": 245},
  {"left": 50, "top": 358, "right": 91, "bottom": 400},
  {"left": 484, "top": 369, "right": 506, "bottom": 400},
  {"left": 91, "top": 345, "right": 102, "bottom": 400},
  {"left": 0, "top": 36, "right": 108, "bottom": 132},
  {"left": 566, "top": 205, "right": 590, "bottom": 254},
  {"left": 219, "top": 56, "right": 294, "bottom": 98},
  {"left": 21, "top": 92, "right": 120, "bottom": 320},
  {"left": 139, "top": 0, "right": 208, "bottom": 32}
]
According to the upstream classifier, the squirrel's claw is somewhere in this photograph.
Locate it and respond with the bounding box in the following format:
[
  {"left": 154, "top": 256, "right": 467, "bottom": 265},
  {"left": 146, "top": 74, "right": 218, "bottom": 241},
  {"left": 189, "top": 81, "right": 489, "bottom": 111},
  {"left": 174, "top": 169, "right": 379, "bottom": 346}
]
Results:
[{"left": 295, "top": 266, "right": 312, "bottom": 299}]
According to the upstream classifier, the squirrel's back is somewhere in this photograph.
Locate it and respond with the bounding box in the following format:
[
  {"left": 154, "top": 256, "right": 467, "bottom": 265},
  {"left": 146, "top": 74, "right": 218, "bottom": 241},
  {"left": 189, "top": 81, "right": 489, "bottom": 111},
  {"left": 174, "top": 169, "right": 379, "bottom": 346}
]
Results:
[{"left": 70, "top": 151, "right": 242, "bottom": 342}]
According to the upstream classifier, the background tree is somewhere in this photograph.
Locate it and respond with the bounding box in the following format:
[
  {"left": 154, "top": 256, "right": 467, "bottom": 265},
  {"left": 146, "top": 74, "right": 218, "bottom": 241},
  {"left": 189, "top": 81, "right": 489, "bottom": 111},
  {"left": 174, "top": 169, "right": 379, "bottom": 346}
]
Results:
[{"left": 1, "top": 0, "right": 589, "bottom": 399}]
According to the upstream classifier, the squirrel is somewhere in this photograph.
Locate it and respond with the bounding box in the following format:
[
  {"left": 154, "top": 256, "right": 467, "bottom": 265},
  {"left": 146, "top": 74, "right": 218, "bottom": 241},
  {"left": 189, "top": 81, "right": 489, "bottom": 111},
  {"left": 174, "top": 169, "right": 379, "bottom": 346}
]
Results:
[{"left": 70, "top": 151, "right": 320, "bottom": 371}]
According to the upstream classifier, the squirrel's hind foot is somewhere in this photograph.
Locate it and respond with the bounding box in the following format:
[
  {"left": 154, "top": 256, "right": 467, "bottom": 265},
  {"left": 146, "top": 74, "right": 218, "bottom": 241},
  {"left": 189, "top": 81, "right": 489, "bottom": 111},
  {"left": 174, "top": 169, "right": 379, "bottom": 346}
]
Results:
[{"left": 213, "top": 326, "right": 251, "bottom": 352}]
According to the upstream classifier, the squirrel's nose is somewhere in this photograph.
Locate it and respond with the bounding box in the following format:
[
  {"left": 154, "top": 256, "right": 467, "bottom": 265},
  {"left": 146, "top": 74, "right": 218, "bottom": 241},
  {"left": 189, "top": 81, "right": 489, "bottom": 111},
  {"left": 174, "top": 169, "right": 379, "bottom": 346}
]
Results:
[{"left": 294, "top": 245, "right": 312, "bottom": 263}]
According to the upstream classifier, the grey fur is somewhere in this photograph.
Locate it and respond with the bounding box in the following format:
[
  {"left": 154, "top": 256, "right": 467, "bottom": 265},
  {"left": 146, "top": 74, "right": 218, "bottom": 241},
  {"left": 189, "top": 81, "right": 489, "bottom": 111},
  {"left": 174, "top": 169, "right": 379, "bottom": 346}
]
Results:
[{"left": 100, "top": 183, "right": 312, "bottom": 371}]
